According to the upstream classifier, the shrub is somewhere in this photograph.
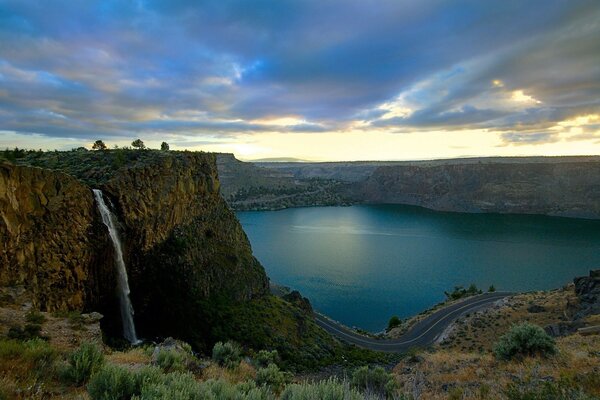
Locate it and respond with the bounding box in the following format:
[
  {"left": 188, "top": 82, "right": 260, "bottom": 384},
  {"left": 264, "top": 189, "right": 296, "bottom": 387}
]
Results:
[
  {"left": 7, "top": 323, "right": 43, "bottom": 340},
  {"left": 24, "top": 339, "right": 57, "bottom": 376},
  {"left": 281, "top": 378, "right": 363, "bottom": 400},
  {"left": 387, "top": 316, "right": 401, "bottom": 331},
  {"left": 255, "top": 363, "right": 292, "bottom": 393},
  {"left": 488, "top": 285, "right": 496, "bottom": 293},
  {"left": 63, "top": 342, "right": 105, "bottom": 385},
  {"left": 351, "top": 366, "right": 397, "bottom": 398},
  {"left": 445, "top": 284, "right": 482, "bottom": 300},
  {"left": 505, "top": 376, "right": 598, "bottom": 400},
  {"left": 155, "top": 348, "right": 187, "bottom": 372},
  {"left": 25, "top": 310, "right": 46, "bottom": 325},
  {"left": 137, "top": 371, "right": 201, "bottom": 400},
  {"left": 254, "top": 350, "right": 279, "bottom": 368},
  {"left": 88, "top": 364, "right": 136, "bottom": 400},
  {"left": 0, "top": 339, "right": 26, "bottom": 359},
  {"left": 493, "top": 323, "right": 557, "bottom": 360},
  {"left": 197, "top": 379, "right": 275, "bottom": 400},
  {"left": 212, "top": 341, "right": 242, "bottom": 369}
]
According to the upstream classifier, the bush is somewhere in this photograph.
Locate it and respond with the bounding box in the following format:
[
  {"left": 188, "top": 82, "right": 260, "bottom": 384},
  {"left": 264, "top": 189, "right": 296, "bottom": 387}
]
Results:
[
  {"left": 281, "top": 378, "right": 363, "bottom": 400},
  {"left": 387, "top": 316, "right": 401, "bottom": 331},
  {"left": 351, "top": 366, "right": 397, "bottom": 398},
  {"left": 255, "top": 363, "right": 292, "bottom": 393},
  {"left": 137, "top": 371, "right": 201, "bottom": 400},
  {"left": 24, "top": 339, "right": 57, "bottom": 376},
  {"left": 493, "top": 323, "right": 557, "bottom": 360},
  {"left": 63, "top": 342, "right": 105, "bottom": 385},
  {"left": 198, "top": 379, "right": 275, "bottom": 400},
  {"left": 155, "top": 348, "right": 187, "bottom": 372},
  {"left": 254, "top": 350, "right": 279, "bottom": 368},
  {"left": 505, "top": 376, "right": 598, "bottom": 400},
  {"left": 7, "top": 323, "right": 44, "bottom": 340},
  {"left": 445, "top": 284, "right": 482, "bottom": 300},
  {"left": 488, "top": 285, "right": 496, "bottom": 292},
  {"left": 88, "top": 364, "right": 136, "bottom": 400},
  {"left": 212, "top": 341, "right": 242, "bottom": 369},
  {"left": 25, "top": 310, "right": 46, "bottom": 325}
]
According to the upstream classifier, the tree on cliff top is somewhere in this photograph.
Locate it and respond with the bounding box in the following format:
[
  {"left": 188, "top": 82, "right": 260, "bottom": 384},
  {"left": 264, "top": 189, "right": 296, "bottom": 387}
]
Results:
[
  {"left": 161, "top": 142, "right": 170, "bottom": 151},
  {"left": 131, "top": 139, "right": 146, "bottom": 150},
  {"left": 92, "top": 140, "right": 107, "bottom": 150}
]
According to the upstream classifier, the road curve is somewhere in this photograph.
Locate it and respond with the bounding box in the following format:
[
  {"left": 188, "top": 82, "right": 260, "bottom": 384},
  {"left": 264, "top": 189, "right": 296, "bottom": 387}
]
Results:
[{"left": 314, "top": 292, "right": 513, "bottom": 352}]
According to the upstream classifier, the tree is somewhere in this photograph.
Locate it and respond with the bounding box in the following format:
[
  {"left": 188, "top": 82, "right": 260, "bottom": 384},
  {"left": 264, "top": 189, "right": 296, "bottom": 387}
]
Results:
[
  {"left": 160, "top": 141, "right": 170, "bottom": 151},
  {"left": 131, "top": 139, "right": 146, "bottom": 150},
  {"left": 387, "top": 315, "right": 401, "bottom": 331},
  {"left": 92, "top": 140, "right": 107, "bottom": 150},
  {"left": 488, "top": 285, "right": 496, "bottom": 292}
]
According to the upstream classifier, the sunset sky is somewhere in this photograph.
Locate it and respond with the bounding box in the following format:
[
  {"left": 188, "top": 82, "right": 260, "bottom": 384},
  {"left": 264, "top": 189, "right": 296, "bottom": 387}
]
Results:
[{"left": 0, "top": 0, "right": 599, "bottom": 161}]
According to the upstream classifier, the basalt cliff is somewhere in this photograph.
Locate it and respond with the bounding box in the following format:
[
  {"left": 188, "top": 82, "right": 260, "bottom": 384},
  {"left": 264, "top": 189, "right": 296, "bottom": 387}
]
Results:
[
  {"left": 357, "top": 159, "right": 600, "bottom": 218},
  {"left": 0, "top": 151, "right": 269, "bottom": 347}
]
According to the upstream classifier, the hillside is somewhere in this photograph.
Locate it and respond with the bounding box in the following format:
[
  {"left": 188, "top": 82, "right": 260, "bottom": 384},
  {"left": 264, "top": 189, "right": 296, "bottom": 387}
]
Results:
[{"left": 220, "top": 155, "right": 600, "bottom": 218}]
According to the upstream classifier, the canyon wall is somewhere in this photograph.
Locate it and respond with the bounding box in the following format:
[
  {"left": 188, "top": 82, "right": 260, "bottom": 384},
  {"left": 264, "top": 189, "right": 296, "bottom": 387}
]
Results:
[
  {"left": 0, "top": 151, "right": 269, "bottom": 347},
  {"left": 0, "top": 162, "right": 112, "bottom": 311},
  {"left": 357, "top": 161, "right": 600, "bottom": 218}
]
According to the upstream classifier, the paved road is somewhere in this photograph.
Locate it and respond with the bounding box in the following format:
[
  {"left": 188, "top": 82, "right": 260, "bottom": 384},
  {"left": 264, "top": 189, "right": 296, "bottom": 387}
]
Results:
[{"left": 314, "top": 292, "right": 513, "bottom": 352}]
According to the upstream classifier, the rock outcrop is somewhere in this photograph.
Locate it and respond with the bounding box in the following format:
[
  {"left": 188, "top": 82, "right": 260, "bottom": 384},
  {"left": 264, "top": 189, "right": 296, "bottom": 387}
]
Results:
[
  {"left": 0, "top": 163, "right": 111, "bottom": 311},
  {"left": 0, "top": 151, "right": 269, "bottom": 347},
  {"left": 574, "top": 269, "right": 600, "bottom": 319},
  {"left": 357, "top": 161, "right": 600, "bottom": 218}
]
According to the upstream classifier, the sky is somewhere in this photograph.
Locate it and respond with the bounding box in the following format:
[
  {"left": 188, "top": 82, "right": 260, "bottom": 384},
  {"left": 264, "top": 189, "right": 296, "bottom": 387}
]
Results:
[{"left": 0, "top": 0, "right": 599, "bottom": 161}]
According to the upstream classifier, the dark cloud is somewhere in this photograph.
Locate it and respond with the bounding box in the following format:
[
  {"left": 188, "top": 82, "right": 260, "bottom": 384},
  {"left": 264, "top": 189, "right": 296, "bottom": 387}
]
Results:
[{"left": 0, "top": 0, "right": 598, "bottom": 145}]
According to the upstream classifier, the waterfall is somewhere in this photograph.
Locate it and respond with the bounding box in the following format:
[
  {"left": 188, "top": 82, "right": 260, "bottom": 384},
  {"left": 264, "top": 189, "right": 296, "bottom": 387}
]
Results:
[{"left": 92, "top": 189, "right": 140, "bottom": 344}]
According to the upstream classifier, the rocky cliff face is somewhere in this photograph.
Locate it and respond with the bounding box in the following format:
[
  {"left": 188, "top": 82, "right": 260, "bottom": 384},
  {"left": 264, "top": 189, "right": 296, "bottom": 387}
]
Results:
[
  {"left": 0, "top": 151, "right": 269, "bottom": 347},
  {"left": 357, "top": 161, "right": 600, "bottom": 218},
  {"left": 0, "top": 163, "right": 112, "bottom": 312}
]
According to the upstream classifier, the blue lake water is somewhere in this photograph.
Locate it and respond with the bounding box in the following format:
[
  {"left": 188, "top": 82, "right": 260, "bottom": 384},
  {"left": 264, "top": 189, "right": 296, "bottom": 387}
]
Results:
[{"left": 237, "top": 205, "right": 600, "bottom": 332}]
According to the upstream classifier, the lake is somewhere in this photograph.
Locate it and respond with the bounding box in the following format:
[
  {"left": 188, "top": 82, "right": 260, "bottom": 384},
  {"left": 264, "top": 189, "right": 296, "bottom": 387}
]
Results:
[{"left": 237, "top": 205, "right": 600, "bottom": 332}]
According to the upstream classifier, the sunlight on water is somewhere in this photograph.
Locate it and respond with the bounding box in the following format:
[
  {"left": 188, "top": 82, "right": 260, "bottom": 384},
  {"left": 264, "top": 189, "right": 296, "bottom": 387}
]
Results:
[{"left": 238, "top": 205, "right": 600, "bottom": 332}]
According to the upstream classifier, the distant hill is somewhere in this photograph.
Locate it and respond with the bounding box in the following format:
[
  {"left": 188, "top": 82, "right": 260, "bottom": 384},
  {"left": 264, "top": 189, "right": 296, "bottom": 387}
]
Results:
[
  {"left": 246, "top": 157, "right": 312, "bottom": 163},
  {"left": 219, "top": 154, "right": 600, "bottom": 218}
]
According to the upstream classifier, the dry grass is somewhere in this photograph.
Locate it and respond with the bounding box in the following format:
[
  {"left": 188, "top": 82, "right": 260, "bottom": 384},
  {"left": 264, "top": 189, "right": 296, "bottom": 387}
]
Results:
[
  {"left": 106, "top": 347, "right": 152, "bottom": 369},
  {"left": 393, "top": 334, "right": 600, "bottom": 399},
  {"left": 202, "top": 360, "right": 257, "bottom": 383},
  {"left": 438, "top": 287, "right": 579, "bottom": 352}
]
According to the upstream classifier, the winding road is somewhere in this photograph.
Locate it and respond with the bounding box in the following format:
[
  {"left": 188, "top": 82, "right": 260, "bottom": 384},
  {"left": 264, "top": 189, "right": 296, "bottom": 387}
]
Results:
[{"left": 314, "top": 292, "right": 513, "bottom": 352}]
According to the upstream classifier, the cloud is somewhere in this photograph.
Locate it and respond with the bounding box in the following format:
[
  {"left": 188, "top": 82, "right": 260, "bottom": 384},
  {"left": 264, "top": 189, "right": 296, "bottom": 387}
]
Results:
[{"left": 0, "top": 0, "right": 598, "bottom": 149}]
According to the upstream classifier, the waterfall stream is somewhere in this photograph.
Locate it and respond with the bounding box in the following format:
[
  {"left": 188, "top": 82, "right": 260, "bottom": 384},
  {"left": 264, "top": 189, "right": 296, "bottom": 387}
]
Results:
[{"left": 92, "top": 189, "right": 139, "bottom": 344}]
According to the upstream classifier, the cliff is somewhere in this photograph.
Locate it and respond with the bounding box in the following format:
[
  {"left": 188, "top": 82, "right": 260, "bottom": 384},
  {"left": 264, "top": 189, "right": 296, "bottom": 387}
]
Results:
[
  {"left": 0, "top": 162, "right": 112, "bottom": 311},
  {"left": 357, "top": 160, "right": 600, "bottom": 218},
  {"left": 0, "top": 151, "right": 269, "bottom": 348}
]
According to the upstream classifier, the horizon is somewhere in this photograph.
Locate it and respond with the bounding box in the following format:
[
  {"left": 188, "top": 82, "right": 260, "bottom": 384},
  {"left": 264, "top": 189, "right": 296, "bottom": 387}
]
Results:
[{"left": 1, "top": 1, "right": 599, "bottom": 161}]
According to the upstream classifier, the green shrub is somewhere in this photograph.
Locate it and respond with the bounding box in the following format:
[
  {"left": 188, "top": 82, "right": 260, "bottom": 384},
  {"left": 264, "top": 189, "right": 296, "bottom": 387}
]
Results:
[
  {"left": 281, "top": 378, "right": 363, "bottom": 400},
  {"left": 493, "top": 323, "right": 557, "bottom": 360},
  {"left": 212, "top": 341, "right": 242, "bottom": 369},
  {"left": 0, "top": 339, "right": 26, "bottom": 359},
  {"left": 25, "top": 310, "right": 46, "bottom": 325},
  {"left": 196, "top": 379, "right": 275, "bottom": 400},
  {"left": 387, "top": 316, "right": 401, "bottom": 331},
  {"left": 254, "top": 350, "right": 279, "bottom": 368},
  {"left": 445, "top": 284, "right": 482, "bottom": 300},
  {"left": 488, "top": 285, "right": 496, "bottom": 293},
  {"left": 24, "top": 338, "right": 57, "bottom": 376},
  {"left": 137, "top": 371, "right": 201, "bottom": 400},
  {"left": 155, "top": 348, "right": 187, "bottom": 372},
  {"left": 7, "top": 323, "right": 44, "bottom": 340},
  {"left": 63, "top": 342, "right": 105, "bottom": 385},
  {"left": 255, "top": 363, "right": 292, "bottom": 393},
  {"left": 351, "top": 366, "right": 397, "bottom": 398},
  {"left": 88, "top": 364, "right": 136, "bottom": 400},
  {"left": 505, "top": 376, "right": 598, "bottom": 400}
]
